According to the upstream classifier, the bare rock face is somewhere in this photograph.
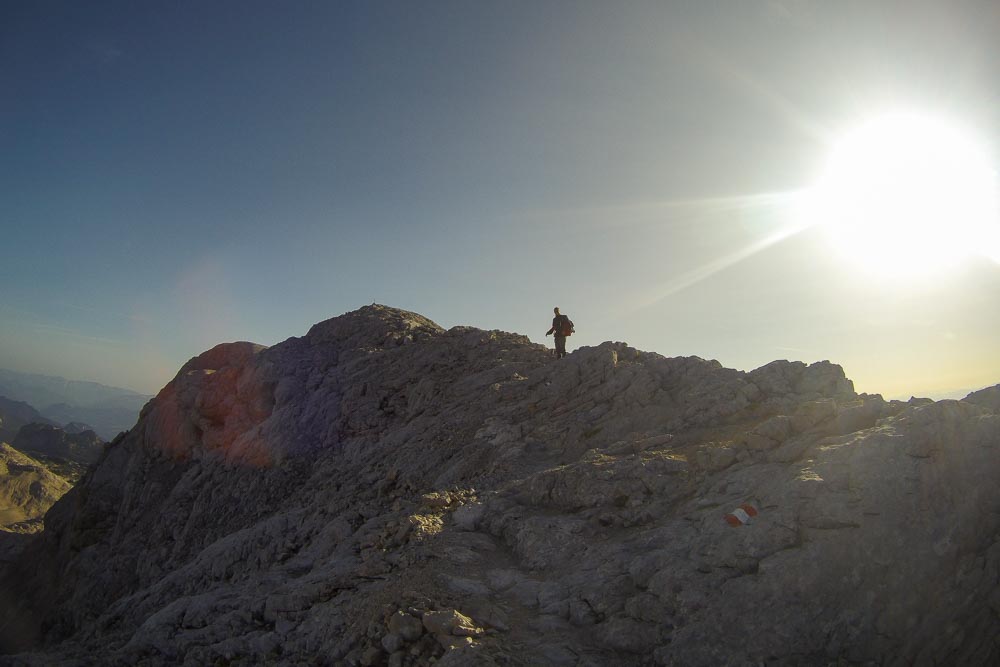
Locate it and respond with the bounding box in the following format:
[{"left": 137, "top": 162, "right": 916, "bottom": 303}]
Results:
[{"left": 1, "top": 304, "right": 999, "bottom": 665}]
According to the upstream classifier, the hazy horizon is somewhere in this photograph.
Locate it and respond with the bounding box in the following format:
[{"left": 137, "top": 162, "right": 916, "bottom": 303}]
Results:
[{"left": 3, "top": 1, "right": 999, "bottom": 401}]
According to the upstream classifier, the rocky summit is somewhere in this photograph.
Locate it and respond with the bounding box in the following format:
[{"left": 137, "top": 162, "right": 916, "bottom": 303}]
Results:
[{"left": 1, "top": 304, "right": 999, "bottom": 666}]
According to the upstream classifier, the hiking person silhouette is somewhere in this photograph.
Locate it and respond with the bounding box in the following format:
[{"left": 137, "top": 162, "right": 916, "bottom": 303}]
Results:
[{"left": 545, "top": 307, "right": 574, "bottom": 359}]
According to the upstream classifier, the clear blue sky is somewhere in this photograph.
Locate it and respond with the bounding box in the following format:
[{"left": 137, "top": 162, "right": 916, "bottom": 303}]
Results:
[{"left": 2, "top": 1, "right": 999, "bottom": 399}]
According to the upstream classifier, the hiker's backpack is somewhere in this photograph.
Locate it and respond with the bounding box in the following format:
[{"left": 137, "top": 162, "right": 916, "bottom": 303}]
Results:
[{"left": 559, "top": 316, "right": 574, "bottom": 337}]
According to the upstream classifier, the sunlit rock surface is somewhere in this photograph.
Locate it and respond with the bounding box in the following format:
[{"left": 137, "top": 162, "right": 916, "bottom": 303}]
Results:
[
  {"left": 0, "top": 444, "right": 70, "bottom": 535},
  {"left": 1, "top": 304, "right": 998, "bottom": 665}
]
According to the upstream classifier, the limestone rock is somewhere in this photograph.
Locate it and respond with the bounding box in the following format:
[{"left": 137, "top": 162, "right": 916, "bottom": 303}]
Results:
[
  {"left": 387, "top": 611, "right": 424, "bottom": 641},
  {"left": 963, "top": 383, "right": 1000, "bottom": 412},
  {"left": 1, "top": 305, "right": 998, "bottom": 666},
  {"left": 451, "top": 503, "right": 485, "bottom": 531},
  {"left": 0, "top": 443, "right": 70, "bottom": 531},
  {"left": 422, "top": 609, "right": 482, "bottom": 637}
]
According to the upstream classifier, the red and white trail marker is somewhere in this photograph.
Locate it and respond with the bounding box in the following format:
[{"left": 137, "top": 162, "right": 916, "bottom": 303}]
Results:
[{"left": 724, "top": 503, "right": 759, "bottom": 527}]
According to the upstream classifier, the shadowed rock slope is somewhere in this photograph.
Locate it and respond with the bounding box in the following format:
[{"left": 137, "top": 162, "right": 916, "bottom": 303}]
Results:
[
  {"left": 1, "top": 305, "right": 999, "bottom": 666},
  {"left": 0, "top": 397, "right": 56, "bottom": 445},
  {"left": 12, "top": 424, "right": 104, "bottom": 466},
  {"left": 10, "top": 424, "right": 104, "bottom": 484}
]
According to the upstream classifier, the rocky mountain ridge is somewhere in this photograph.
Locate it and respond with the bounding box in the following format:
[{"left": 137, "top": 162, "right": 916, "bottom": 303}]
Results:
[
  {"left": 11, "top": 424, "right": 103, "bottom": 465},
  {"left": 0, "top": 304, "right": 998, "bottom": 665},
  {"left": 0, "top": 398, "right": 103, "bottom": 485},
  {"left": 0, "top": 397, "right": 56, "bottom": 445},
  {"left": 10, "top": 424, "right": 104, "bottom": 482}
]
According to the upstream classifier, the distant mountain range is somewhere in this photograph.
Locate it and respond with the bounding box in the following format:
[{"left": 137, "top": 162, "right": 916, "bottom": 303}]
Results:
[
  {"left": 0, "top": 396, "right": 105, "bottom": 481},
  {"left": 0, "top": 369, "right": 151, "bottom": 440},
  {"left": 0, "top": 396, "right": 55, "bottom": 444}
]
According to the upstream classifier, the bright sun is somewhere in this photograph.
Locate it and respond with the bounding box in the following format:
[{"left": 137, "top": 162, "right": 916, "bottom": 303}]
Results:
[{"left": 808, "top": 112, "right": 999, "bottom": 276}]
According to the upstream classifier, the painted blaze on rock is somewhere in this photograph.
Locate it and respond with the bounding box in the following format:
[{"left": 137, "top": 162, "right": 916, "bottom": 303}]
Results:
[{"left": 724, "top": 503, "right": 759, "bottom": 526}]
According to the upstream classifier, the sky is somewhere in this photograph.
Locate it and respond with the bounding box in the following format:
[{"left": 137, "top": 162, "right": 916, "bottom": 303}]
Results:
[{"left": 1, "top": 1, "right": 999, "bottom": 399}]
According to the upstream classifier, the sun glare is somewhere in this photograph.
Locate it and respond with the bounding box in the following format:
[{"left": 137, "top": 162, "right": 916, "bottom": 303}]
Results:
[{"left": 807, "top": 112, "right": 999, "bottom": 277}]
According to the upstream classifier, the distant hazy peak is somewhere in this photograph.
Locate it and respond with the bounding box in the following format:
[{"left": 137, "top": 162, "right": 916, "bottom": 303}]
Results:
[
  {"left": 0, "top": 369, "right": 152, "bottom": 440},
  {"left": 0, "top": 368, "right": 148, "bottom": 400}
]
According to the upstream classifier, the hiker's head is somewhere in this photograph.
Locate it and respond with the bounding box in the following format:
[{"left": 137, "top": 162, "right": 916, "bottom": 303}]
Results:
[{"left": 553, "top": 307, "right": 560, "bottom": 315}]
